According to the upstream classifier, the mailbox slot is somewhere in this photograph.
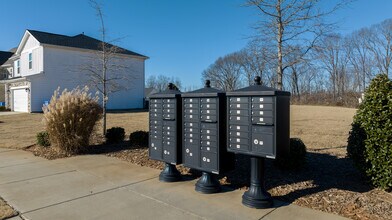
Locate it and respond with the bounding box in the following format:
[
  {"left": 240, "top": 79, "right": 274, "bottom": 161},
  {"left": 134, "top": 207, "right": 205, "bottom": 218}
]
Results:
[
  {"left": 251, "top": 96, "right": 274, "bottom": 103},
  {"left": 229, "top": 97, "right": 249, "bottom": 103},
  {"left": 251, "top": 103, "right": 273, "bottom": 111},
  {"left": 251, "top": 116, "right": 274, "bottom": 125},
  {"left": 200, "top": 98, "right": 217, "bottom": 104}
]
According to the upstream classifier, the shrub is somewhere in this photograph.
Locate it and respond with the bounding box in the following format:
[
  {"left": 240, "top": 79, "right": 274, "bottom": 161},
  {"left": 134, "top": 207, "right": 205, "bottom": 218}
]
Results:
[
  {"left": 347, "top": 122, "right": 367, "bottom": 172},
  {"left": 0, "top": 106, "right": 10, "bottom": 111},
  {"left": 105, "top": 127, "right": 125, "bottom": 144},
  {"left": 43, "top": 87, "right": 102, "bottom": 155},
  {"left": 347, "top": 74, "right": 392, "bottom": 190},
  {"left": 129, "top": 130, "right": 149, "bottom": 147},
  {"left": 274, "top": 138, "right": 307, "bottom": 170},
  {"left": 36, "top": 131, "right": 50, "bottom": 147}
]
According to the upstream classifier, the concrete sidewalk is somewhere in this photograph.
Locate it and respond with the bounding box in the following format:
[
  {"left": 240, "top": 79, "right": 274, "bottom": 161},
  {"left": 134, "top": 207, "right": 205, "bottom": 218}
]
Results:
[{"left": 0, "top": 148, "right": 347, "bottom": 220}]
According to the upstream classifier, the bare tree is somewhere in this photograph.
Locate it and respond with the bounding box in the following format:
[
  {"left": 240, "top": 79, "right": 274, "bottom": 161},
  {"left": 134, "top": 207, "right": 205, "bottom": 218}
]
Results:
[
  {"left": 84, "top": 0, "right": 136, "bottom": 135},
  {"left": 245, "top": 0, "right": 346, "bottom": 90},
  {"left": 346, "top": 28, "right": 374, "bottom": 92},
  {"left": 146, "top": 74, "right": 182, "bottom": 92},
  {"left": 367, "top": 19, "right": 392, "bottom": 78},
  {"left": 202, "top": 52, "right": 244, "bottom": 91}
]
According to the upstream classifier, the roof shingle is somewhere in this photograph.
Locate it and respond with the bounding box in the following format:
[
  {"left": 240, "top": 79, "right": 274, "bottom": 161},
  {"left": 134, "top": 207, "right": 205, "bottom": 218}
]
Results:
[{"left": 27, "top": 30, "right": 147, "bottom": 58}]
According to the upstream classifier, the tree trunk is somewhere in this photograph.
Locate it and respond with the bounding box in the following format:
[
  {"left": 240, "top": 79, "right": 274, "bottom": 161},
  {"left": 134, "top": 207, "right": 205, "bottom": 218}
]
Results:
[{"left": 277, "top": 0, "right": 283, "bottom": 90}]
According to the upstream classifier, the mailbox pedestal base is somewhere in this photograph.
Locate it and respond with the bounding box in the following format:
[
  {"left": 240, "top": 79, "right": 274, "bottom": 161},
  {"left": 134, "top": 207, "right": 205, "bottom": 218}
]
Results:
[
  {"left": 195, "top": 172, "right": 221, "bottom": 194},
  {"left": 242, "top": 157, "right": 273, "bottom": 209},
  {"left": 159, "top": 163, "right": 181, "bottom": 182}
]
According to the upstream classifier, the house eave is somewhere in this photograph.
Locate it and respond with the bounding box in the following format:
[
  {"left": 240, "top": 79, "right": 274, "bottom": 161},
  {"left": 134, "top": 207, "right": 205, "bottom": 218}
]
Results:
[{"left": 0, "top": 76, "right": 27, "bottom": 84}]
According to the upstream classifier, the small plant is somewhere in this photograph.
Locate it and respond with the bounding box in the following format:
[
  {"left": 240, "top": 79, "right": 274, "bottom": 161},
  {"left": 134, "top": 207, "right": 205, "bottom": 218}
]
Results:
[
  {"left": 0, "top": 106, "right": 10, "bottom": 111},
  {"left": 36, "top": 131, "right": 50, "bottom": 147},
  {"left": 43, "top": 87, "right": 102, "bottom": 155},
  {"left": 347, "top": 74, "right": 392, "bottom": 190},
  {"left": 274, "top": 138, "right": 307, "bottom": 170},
  {"left": 129, "top": 131, "right": 149, "bottom": 147},
  {"left": 105, "top": 127, "right": 125, "bottom": 144}
]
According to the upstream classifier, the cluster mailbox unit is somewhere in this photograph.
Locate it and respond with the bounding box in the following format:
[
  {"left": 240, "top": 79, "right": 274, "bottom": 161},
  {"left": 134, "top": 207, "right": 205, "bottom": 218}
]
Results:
[
  {"left": 149, "top": 83, "right": 183, "bottom": 182},
  {"left": 226, "top": 76, "right": 291, "bottom": 208},
  {"left": 182, "top": 80, "right": 235, "bottom": 193},
  {"left": 148, "top": 78, "right": 290, "bottom": 209}
]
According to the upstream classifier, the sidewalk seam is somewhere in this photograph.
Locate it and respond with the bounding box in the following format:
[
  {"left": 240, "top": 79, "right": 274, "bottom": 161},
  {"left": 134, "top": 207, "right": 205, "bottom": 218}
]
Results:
[
  {"left": 0, "top": 170, "right": 77, "bottom": 185},
  {"left": 20, "top": 175, "right": 159, "bottom": 215}
]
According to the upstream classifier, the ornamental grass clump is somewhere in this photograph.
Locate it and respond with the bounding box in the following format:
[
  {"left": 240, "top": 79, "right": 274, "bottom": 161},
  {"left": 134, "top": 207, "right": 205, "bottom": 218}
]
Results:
[{"left": 43, "top": 87, "right": 102, "bottom": 155}]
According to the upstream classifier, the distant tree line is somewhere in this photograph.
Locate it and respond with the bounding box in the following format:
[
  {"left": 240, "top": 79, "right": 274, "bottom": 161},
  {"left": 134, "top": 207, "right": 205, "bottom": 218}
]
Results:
[
  {"left": 202, "top": 0, "right": 392, "bottom": 107},
  {"left": 146, "top": 74, "right": 182, "bottom": 92}
]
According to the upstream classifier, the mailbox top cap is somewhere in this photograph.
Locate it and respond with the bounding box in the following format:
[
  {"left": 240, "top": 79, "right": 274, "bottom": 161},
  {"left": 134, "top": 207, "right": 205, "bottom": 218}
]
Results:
[
  {"left": 182, "top": 80, "right": 225, "bottom": 97},
  {"left": 150, "top": 83, "right": 182, "bottom": 98},
  {"left": 226, "top": 76, "right": 291, "bottom": 96}
]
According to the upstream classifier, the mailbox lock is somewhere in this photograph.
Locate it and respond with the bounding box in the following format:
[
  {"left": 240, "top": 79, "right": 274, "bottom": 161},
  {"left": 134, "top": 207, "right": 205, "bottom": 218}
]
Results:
[
  {"left": 254, "top": 139, "right": 259, "bottom": 145},
  {"left": 203, "top": 157, "right": 207, "bottom": 162},
  {"left": 186, "top": 149, "right": 190, "bottom": 153}
]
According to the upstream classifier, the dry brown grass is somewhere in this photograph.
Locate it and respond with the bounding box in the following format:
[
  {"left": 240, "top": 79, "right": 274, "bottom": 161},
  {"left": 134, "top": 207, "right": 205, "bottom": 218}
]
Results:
[
  {"left": 290, "top": 105, "right": 357, "bottom": 155},
  {"left": 0, "top": 197, "right": 17, "bottom": 220},
  {"left": 0, "top": 105, "right": 354, "bottom": 152}
]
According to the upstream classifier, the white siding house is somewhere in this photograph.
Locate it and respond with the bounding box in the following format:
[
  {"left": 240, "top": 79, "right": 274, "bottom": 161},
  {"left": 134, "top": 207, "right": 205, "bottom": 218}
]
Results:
[{"left": 1, "top": 30, "right": 148, "bottom": 112}]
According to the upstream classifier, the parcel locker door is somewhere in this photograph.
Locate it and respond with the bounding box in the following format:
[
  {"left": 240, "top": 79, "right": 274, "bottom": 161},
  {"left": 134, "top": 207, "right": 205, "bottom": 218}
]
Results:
[
  {"left": 183, "top": 144, "right": 200, "bottom": 167},
  {"left": 200, "top": 151, "right": 218, "bottom": 171},
  {"left": 162, "top": 145, "right": 176, "bottom": 162},
  {"left": 251, "top": 132, "right": 275, "bottom": 157},
  {"left": 149, "top": 138, "right": 162, "bottom": 160}
]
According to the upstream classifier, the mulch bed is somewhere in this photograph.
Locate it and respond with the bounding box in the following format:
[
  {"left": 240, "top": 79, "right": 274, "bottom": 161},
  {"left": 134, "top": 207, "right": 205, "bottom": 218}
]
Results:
[
  {"left": 25, "top": 143, "right": 392, "bottom": 220},
  {"left": 0, "top": 197, "right": 18, "bottom": 220}
]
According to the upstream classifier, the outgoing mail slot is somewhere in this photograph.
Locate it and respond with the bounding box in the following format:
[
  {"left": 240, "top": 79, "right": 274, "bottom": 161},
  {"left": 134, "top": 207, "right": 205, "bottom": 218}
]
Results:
[
  {"left": 163, "top": 113, "right": 176, "bottom": 120},
  {"left": 252, "top": 126, "right": 274, "bottom": 134},
  {"left": 201, "top": 123, "right": 217, "bottom": 130}
]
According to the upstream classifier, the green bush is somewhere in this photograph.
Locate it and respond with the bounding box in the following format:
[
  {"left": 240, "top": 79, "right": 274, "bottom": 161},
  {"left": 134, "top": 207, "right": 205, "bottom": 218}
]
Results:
[
  {"left": 129, "top": 130, "right": 149, "bottom": 147},
  {"left": 106, "top": 127, "right": 125, "bottom": 144},
  {"left": 0, "top": 106, "right": 10, "bottom": 111},
  {"left": 347, "top": 74, "right": 392, "bottom": 190},
  {"left": 43, "top": 87, "right": 102, "bottom": 155},
  {"left": 274, "top": 138, "right": 307, "bottom": 170},
  {"left": 347, "top": 122, "right": 367, "bottom": 172},
  {"left": 36, "top": 131, "right": 50, "bottom": 147}
]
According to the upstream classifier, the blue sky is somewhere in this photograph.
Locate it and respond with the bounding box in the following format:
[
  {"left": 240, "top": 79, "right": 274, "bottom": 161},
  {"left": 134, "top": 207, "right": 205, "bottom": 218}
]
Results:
[{"left": 0, "top": 0, "right": 391, "bottom": 89}]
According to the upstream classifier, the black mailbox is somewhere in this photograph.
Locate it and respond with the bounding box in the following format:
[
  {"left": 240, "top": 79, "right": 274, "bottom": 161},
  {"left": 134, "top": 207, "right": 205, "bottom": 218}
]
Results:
[
  {"left": 182, "top": 80, "right": 235, "bottom": 193},
  {"left": 226, "top": 78, "right": 290, "bottom": 159},
  {"left": 149, "top": 83, "right": 182, "bottom": 182},
  {"left": 226, "top": 76, "right": 290, "bottom": 209}
]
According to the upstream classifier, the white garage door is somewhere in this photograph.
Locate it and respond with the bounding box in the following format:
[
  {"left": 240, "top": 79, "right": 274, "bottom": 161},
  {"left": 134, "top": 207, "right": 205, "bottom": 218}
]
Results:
[{"left": 13, "top": 89, "right": 28, "bottom": 112}]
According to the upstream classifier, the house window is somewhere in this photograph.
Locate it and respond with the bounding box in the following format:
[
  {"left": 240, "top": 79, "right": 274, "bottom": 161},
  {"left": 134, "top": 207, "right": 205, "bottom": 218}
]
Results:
[
  {"left": 28, "top": 53, "right": 32, "bottom": 69},
  {"left": 16, "top": 60, "right": 20, "bottom": 74}
]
